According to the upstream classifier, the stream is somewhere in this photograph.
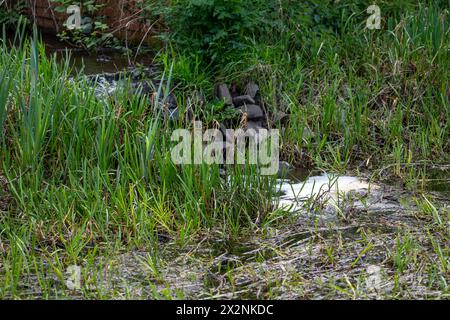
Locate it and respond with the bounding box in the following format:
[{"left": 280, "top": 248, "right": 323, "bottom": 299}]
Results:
[{"left": 3, "top": 34, "right": 449, "bottom": 299}]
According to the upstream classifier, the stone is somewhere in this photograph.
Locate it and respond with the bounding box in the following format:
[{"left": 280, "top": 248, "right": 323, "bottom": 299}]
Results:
[
  {"left": 245, "top": 121, "right": 265, "bottom": 144},
  {"left": 167, "top": 93, "right": 178, "bottom": 109},
  {"left": 244, "top": 81, "right": 259, "bottom": 99},
  {"left": 246, "top": 120, "right": 264, "bottom": 131},
  {"left": 214, "top": 84, "right": 233, "bottom": 106},
  {"left": 131, "top": 80, "right": 152, "bottom": 95},
  {"left": 232, "top": 95, "right": 255, "bottom": 107},
  {"left": 238, "top": 104, "right": 264, "bottom": 120},
  {"left": 80, "top": 17, "right": 93, "bottom": 34}
]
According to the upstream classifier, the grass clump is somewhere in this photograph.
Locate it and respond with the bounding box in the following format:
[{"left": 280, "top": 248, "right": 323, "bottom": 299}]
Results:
[{"left": 0, "top": 26, "right": 277, "bottom": 298}]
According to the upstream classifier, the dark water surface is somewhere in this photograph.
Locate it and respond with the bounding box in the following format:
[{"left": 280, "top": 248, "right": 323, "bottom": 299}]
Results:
[
  {"left": 41, "top": 34, "right": 154, "bottom": 75},
  {"left": 5, "top": 31, "right": 154, "bottom": 75}
]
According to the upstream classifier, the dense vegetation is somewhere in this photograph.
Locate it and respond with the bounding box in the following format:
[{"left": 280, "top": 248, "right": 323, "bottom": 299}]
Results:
[
  {"left": 0, "top": 1, "right": 448, "bottom": 299},
  {"left": 155, "top": 0, "right": 449, "bottom": 170}
]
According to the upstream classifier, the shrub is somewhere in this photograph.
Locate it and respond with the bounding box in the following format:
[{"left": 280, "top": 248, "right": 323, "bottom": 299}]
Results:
[
  {"left": 0, "top": 0, "right": 29, "bottom": 29},
  {"left": 143, "top": 0, "right": 278, "bottom": 66}
]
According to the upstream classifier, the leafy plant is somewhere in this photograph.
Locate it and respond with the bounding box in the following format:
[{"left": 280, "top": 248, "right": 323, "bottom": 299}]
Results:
[
  {"left": 0, "top": 0, "right": 29, "bottom": 28},
  {"left": 142, "top": 0, "right": 277, "bottom": 66},
  {"left": 51, "top": 0, "right": 119, "bottom": 50},
  {"left": 201, "top": 100, "right": 240, "bottom": 124}
]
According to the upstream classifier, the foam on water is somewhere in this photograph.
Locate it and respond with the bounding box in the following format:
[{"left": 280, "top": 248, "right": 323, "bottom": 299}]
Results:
[{"left": 277, "top": 174, "right": 378, "bottom": 212}]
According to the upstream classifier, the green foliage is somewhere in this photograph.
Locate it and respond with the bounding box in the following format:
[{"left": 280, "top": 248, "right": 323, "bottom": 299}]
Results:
[
  {"left": 51, "top": 0, "right": 119, "bottom": 50},
  {"left": 0, "top": 2, "right": 449, "bottom": 300},
  {"left": 143, "top": 0, "right": 277, "bottom": 66},
  {"left": 201, "top": 101, "right": 240, "bottom": 124},
  {"left": 143, "top": 0, "right": 440, "bottom": 69},
  {"left": 0, "top": 0, "right": 29, "bottom": 28},
  {"left": 57, "top": 22, "right": 117, "bottom": 50},
  {"left": 0, "top": 31, "right": 274, "bottom": 241}
]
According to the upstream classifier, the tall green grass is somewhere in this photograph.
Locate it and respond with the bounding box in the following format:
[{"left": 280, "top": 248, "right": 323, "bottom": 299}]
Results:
[
  {"left": 212, "top": 3, "right": 449, "bottom": 176},
  {"left": 0, "top": 2, "right": 448, "bottom": 299},
  {"left": 0, "top": 25, "right": 278, "bottom": 297}
]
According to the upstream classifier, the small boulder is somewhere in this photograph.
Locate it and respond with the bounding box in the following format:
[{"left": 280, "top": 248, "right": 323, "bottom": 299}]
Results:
[
  {"left": 232, "top": 95, "right": 255, "bottom": 107},
  {"left": 214, "top": 84, "right": 233, "bottom": 106},
  {"left": 246, "top": 121, "right": 265, "bottom": 144},
  {"left": 246, "top": 120, "right": 264, "bottom": 131},
  {"left": 238, "top": 104, "right": 264, "bottom": 120},
  {"left": 167, "top": 93, "right": 178, "bottom": 109},
  {"left": 244, "top": 81, "right": 259, "bottom": 99},
  {"left": 80, "top": 17, "right": 93, "bottom": 34}
]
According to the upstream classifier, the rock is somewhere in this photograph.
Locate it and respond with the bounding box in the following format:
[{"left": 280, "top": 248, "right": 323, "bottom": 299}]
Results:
[
  {"left": 131, "top": 80, "right": 152, "bottom": 95},
  {"left": 167, "top": 93, "right": 178, "bottom": 109},
  {"left": 277, "top": 161, "right": 295, "bottom": 179},
  {"left": 238, "top": 104, "right": 264, "bottom": 120},
  {"left": 246, "top": 120, "right": 264, "bottom": 130},
  {"left": 214, "top": 84, "right": 233, "bottom": 106},
  {"left": 129, "top": 67, "right": 157, "bottom": 80},
  {"left": 245, "top": 121, "right": 265, "bottom": 144},
  {"left": 244, "top": 81, "right": 259, "bottom": 99},
  {"left": 232, "top": 95, "right": 255, "bottom": 107}
]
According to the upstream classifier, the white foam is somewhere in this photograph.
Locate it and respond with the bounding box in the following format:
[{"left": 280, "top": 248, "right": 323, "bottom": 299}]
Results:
[{"left": 276, "top": 174, "right": 378, "bottom": 212}]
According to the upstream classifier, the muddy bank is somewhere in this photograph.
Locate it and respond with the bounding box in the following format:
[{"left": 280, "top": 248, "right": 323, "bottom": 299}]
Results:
[
  {"left": 95, "top": 172, "right": 447, "bottom": 299},
  {"left": 8, "top": 172, "right": 447, "bottom": 299},
  {"left": 90, "top": 179, "right": 448, "bottom": 299}
]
